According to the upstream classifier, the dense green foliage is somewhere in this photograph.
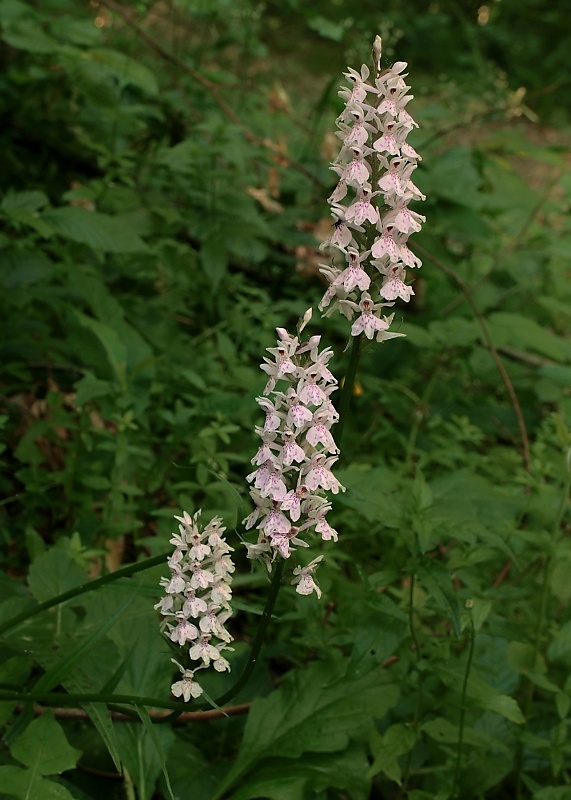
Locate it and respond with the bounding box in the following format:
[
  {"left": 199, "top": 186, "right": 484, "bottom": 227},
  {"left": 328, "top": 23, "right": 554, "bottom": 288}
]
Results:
[{"left": 1, "top": 1, "right": 570, "bottom": 799}]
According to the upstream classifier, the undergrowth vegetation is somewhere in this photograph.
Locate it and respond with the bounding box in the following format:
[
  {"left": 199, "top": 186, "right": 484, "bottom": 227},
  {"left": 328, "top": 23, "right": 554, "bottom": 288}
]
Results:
[{"left": 0, "top": 1, "right": 570, "bottom": 799}]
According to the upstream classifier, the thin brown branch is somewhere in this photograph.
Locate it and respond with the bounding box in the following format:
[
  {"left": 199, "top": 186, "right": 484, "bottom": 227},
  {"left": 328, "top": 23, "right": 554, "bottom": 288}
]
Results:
[
  {"left": 29, "top": 701, "right": 251, "bottom": 723},
  {"left": 415, "top": 243, "right": 531, "bottom": 476}
]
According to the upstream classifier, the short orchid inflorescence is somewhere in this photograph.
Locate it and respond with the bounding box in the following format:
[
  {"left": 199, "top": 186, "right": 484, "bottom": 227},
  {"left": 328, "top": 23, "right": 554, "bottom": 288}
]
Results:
[
  {"left": 319, "top": 37, "right": 425, "bottom": 340},
  {"left": 156, "top": 511, "right": 235, "bottom": 701},
  {"left": 244, "top": 311, "right": 343, "bottom": 599}
]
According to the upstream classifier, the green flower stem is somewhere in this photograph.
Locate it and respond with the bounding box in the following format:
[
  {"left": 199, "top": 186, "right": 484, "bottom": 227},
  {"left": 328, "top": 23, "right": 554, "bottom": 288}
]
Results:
[
  {"left": 212, "top": 558, "right": 285, "bottom": 708},
  {"left": 0, "top": 552, "right": 169, "bottom": 636},
  {"left": 0, "top": 689, "right": 187, "bottom": 711},
  {"left": 451, "top": 618, "right": 475, "bottom": 799},
  {"left": 335, "top": 333, "right": 363, "bottom": 449}
]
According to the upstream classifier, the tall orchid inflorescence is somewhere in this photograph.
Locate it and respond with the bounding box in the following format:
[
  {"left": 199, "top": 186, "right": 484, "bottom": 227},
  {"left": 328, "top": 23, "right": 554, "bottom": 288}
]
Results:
[
  {"left": 156, "top": 511, "right": 235, "bottom": 701},
  {"left": 319, "top": 37, "right": 425, "bottom": 340},
  {"left": 244, "top": 311, "right": 343, "bottom": 599}
]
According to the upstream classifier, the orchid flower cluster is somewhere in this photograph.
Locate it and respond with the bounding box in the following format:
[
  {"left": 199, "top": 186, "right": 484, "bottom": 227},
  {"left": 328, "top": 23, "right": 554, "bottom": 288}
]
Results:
[
  {"left": 156, "top": 511, "right": 235, "bottom": 702},
  {"left": 243, "top": 311, "right": 343, "bottom": 598},
  {"left": 319, "top": 37, "right": 425, "bottom": 340}
]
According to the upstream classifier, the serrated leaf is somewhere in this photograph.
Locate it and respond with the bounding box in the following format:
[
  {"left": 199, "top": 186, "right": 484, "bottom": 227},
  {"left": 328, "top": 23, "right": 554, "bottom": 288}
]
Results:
[
  {"left": 214, "top": 662, "right": 400, "bottom": 797},
  {"left": 74, "top": 312, "right": 128, "bottom": 388},
  {"left": 31, "top": 592, "right": 134, "bottom": 697},
  {"left": 1, "top": 191, "right": 49, "bottom": 212},
  {"left": 228, "top": 744, "right": 371, "bottom": 800},
  {"left": 83, "top": 47, "right": 159, "bottom": 95},
  {"left": 368, "top": 723, "right": 416, "bottom": 783},
  {"left": 417, "top": 557, "right": 462, "bottom": 637},
  {"left": 200, "top": 236, "right": 228, "bottom": 290},
  {"left": 28, "top": 548, "right": 87, "bottom": 604},
  {"left": 41, "top": 207, "right": 147, "bottom": 253},
  {"left": 0, "top": 766, "right": 76, "bottom": 800},
  {"left": 1, "top": 21, "right": 59, "bottom": 52},
  {"left": 11, "top": 712, "right": 81, "bottom": 775}
]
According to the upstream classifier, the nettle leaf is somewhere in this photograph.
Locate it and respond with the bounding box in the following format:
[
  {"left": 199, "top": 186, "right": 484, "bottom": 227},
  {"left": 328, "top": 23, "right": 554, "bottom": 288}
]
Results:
[
  {"left": 436, "top": 664, "right": 525, "bottom": 724},
  {"left": 368, "top": 723, "right": 416, "bottom": 784},
  {"left": 200, "top": 236, "right": 229, "bottom": 290},
  {"left": 487, "top": 312, "right": 571, "bottom": 363},
  {"left": 214, "top": 661, "right": 400, "bottom": 797},
  {"left": 74, "top": 312, "right": 128, "bottom": 388},
  {"left": 28, "top": 548, "right": 87, "bottom": 604},
  {"left": 1, "top": 20, "right": 59, "bottom": 52},
  {"left": 1, "top": 190, "right": 49, "bottom": 212},
  {"left": 421, "top": 716, "right": 509, "bottom": 752},
  {"left": 41, "top": 207, "right": 148, "bottom": 253},
  {"left": 11, "top": 711, "right": 81, "bottom": 775},
  {"left": 83, "top": 47, "right": 159, "bottom": 95},
  {"left": 0, "top": 766, "right": 76, "bottom": 800},
  {"left": 417, "top": 557, "right": 462, "bottom": 637},
  {"left": 229, "top": 744, "right": 371, "bottom": 800}
]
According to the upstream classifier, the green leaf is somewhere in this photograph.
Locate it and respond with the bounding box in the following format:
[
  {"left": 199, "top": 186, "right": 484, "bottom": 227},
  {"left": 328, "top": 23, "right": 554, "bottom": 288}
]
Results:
[
  {"left": 417, "top": 557, "right": 462, "bottom": 637},
  {"left": 0, "top": 766, "right": 76, "bottom": 800},
  {"left": 1, "top": 20, "right": 59, "bottom": 52},
  {"left": 421, "top": 716, "right": 509, "bottom": 752},
  {"left": 1, "top": 191, "right": 49, "bottom": 212},
  {"left": 136, "top": 707, "right": 175, "bottom": 800},
  {"left": 115, "top": 722, "right": 175, "bottom": 800},
  {"left": 74, "top": 312, "right": 128, "bottom": 388},
  {"left": 436, "top": 664, "right": 525, "bottom": 724},
  {"left": 41, "top": 207, "right": 147, "bottom": 253},
  {"left": 28, "top": 548, "right": 87, "bottom": 604},
  {"left": 0, "top": 657, "right": 31, "bottom": 725},
  {"left": 214, "top": 661, "right": 400, "bottom": 797},
  {"left": 200, "top": 236, "right": 228, "bottom": 290},
  {"left": 83, "top": 48, "right": 159, "bottom": 95},
  {"left": 31, "top": 592, "right": 134, "bottom": 696},
  {"left": 81, "top": 702, "right": 122, "bottom": 773},
  {"left": 228, "top": 744, "right": 371, "bottom": 800},
  {"left": 368, "top": 723, "right": 416, "bottom": 784},
  {"left": 11, "top": 711, "right": 81, "bottom": 775}
]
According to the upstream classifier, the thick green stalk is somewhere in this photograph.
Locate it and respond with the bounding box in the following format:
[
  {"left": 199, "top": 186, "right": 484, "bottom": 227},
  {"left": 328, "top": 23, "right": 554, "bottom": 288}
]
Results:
[
  {"left": 213, "top": 558, "right": 285, "bottom": 707},
  {"left": 451, "top": 619, "right": 475, "bottom": 798},
  {"left": 335, "top": 334, "right": 363, "bottom": 448}
]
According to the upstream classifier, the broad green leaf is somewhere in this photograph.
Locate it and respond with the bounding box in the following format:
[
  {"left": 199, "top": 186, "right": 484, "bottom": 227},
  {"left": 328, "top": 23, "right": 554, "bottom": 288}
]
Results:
[
  {"left": 487, "top": 312, "right": 571, "bottom": 363},
  {"left": 200, "top": 236, "right": 228, "bottom": 291},
  {"left": 0, "top": 656, "right": 31, "bottom": 725},
  {"left": 74, "top": 312, "right": 128, "bottom": 388},
  {"left": 166, "top": 741, "right": 221, "bottom": 800},
  {"left": 1, "top": 21, "right": 59, "bottom": 52},
  {"left": 436, "top": 664, "right": 525, "bottom": 724},
  {"left": 31, "top": 592, "right": 134, "bottom": 696},
  {"left": 28, "top": 548, "right": 87, "bottom": 604},
  {"left": 41, "top": 207, "right": 147, "bottom": 253},
  {"left": 417, "top": 557, "right": 462, "bottom": 637},
  {"left": 214, "top": 661, "right": 400, "bottom": 797},
  {"left": 0, "top": 766, "right": 75, "bottom": 800},
  {"left": 83, "top": 48, "right": 159, "bottom": 95},
  {"left": 229, "top": 744, "right": 371, "bottom": 800},
  {"left": 421, "top": 716, "right": 509, "bottom": 752},
  {"left": 368, "top": 723, "right": 416, "bottom": 783},
  {"left": 11, "top": 711, "right": 81, "bottom": 775},
  {"left": 1, "top": 191, "right": 49, "bottom": 212}
]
